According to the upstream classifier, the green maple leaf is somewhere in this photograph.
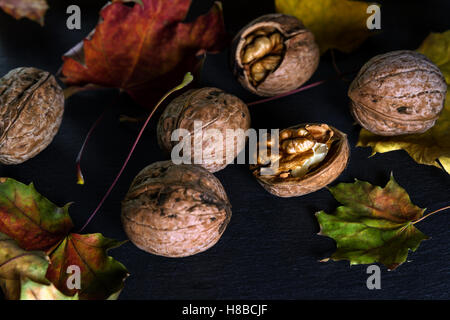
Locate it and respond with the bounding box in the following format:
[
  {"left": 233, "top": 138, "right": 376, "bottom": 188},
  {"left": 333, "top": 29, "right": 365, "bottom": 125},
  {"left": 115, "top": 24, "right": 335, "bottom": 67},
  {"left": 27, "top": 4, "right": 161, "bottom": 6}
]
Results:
[
  {"left": 0, "top": 178, "right": 73, "bottom": 251},
  {"left": 316, "top": 175, "right": 429, "bottom": 270},
  {"left": 0, "top": 178, "right": 128, "bottom": 300}
]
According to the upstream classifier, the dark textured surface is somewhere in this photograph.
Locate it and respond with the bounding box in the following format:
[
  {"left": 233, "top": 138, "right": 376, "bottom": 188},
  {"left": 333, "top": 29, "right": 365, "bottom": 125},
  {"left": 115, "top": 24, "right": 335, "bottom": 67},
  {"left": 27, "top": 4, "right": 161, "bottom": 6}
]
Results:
[{"left": 0, "top": 0, "right": 449, "bottom": 300}]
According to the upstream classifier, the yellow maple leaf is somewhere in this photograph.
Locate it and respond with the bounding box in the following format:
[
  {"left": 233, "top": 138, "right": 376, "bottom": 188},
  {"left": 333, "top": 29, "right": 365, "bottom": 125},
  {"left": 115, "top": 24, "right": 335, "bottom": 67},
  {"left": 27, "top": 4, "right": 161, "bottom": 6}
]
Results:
[
  {"left": 275, "top": 0, "right": 376, "bottom": 54},
  {"left": 357, "top": 31, "right": 450, "bottom": 174}
]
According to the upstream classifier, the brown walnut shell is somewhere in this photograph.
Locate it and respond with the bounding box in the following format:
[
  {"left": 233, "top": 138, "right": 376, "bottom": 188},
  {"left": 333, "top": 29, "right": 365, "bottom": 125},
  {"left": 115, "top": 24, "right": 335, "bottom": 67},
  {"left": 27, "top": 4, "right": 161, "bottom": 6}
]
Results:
[
  {"left": 231, "top": 13, "right": 319, "bottom": 96},
  {"left": 121, "top": 161, "right": 232, "bottom": 258},
  {"left": 251, "top": 124, "right": 349, "bottom": 197},
  {"left": 157, "top": 87, "right": 251, "bottom": 172},
  {"left": 0, "top": 67, "right": 64, "bottom": 164},
  {"left": 348, "top": 50, "right": 447, "bottom": 136}
]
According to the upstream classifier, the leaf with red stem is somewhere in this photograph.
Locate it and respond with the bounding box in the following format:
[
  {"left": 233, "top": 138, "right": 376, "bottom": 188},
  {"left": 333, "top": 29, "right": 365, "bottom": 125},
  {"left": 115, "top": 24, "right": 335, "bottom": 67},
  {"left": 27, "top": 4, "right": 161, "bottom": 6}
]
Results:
[
  {"left": 247, "top": 70, "right": 358, "bottom": 106},
  {"left": 79, "top": 72, "right": 193, "bottom": 232},
  {"left": 76, "top": 110, "right": 107, "bottom": 185}
]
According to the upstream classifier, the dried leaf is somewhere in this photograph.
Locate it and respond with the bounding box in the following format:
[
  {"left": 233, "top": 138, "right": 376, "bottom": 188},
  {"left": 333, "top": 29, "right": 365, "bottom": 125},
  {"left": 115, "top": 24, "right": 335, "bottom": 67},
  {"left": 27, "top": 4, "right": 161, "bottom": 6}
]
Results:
[
  {"left": 0, "top": 178, "right": 73, "bottom": 251},
  {"left": 418, "top": 31, "right": 450, "bottom": 83},
  {"left": 357, "top": 31, "right": 450, "bottom": 174},
  {"left": 275, "top": 0, "right": 376, "bottom": 54},
  {"left": 19, "top": 278, "right": 79, "bottom": 300},
  {"left": 316, "top": 175, "right": 428, "bottom": 270},
  {"left": 0, "top": 232, "right": 74, "bottom": 300},
  {"left": 0, "top": 0, "right": 48, "bottom": 25},
  {"left": 0, "top": 233, "right": 48, "bottom": 288},
  {"left": 46, "top": 233, "right": 129, "bottom": 300},
  {"left": 60, "top": 0, "right": 227, "bottom": 107},
  {"left": 0, "top": 178, "right": 128, "bottom": 300}
]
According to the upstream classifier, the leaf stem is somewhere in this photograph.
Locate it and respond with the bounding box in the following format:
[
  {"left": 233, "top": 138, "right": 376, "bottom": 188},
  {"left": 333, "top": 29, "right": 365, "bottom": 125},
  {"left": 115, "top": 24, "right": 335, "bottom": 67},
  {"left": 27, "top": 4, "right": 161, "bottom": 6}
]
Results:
[
  {"left": 330, "top": 49, "right": 342, "bottom": 76},
  {"left": 76, "top": 109, "right": 107, "bottom": 185},
  {"left": 78, "top": 73, "right": 194, "bottom": 232},
  {"left": 413, "top": 205, "right": 450, "bottom": 225},
  {"left": 247, "top": 70, "right": 357, "bottom": 107}
]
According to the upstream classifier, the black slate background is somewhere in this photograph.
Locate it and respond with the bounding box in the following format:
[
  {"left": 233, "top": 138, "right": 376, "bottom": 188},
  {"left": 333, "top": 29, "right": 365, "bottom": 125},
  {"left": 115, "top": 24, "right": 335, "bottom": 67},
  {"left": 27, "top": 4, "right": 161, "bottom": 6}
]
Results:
[{"left": 0, "top": 0, "right": 449, "bottom": 300}]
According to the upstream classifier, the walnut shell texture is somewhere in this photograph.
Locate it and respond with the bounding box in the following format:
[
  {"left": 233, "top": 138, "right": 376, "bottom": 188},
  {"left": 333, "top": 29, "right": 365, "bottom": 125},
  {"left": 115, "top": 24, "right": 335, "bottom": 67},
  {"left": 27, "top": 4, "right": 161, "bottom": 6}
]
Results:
[
  {"left": 157, "top": 87, "right": 251, "bottom": 172},
  {"left": 0, "top": 67, "right": 64, "bottom": 164},
  {"left": 252, "top": 124, "right": 349, "bottom": 197},
  {"left": 231, "top": 14, "right": 319, "bottom": 97},
  {"left": 121, "top": 161, "right": 232, "bottom": 258},
  {"left": 348, "top": 50, "right": 447, "bottom": 136}
]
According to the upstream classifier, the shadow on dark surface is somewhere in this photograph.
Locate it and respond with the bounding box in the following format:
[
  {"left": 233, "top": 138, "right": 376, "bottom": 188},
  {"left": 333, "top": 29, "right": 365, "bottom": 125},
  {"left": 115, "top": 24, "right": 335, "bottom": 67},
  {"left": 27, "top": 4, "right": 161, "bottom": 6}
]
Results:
[{"left": 0, "top": 0, "right": 449, "bottom": 300}]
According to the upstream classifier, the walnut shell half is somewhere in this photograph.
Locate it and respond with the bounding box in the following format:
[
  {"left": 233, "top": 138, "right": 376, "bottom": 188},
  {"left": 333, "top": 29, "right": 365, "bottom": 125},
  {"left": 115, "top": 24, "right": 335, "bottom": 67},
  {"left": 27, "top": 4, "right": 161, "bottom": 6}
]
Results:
[
  {"left": 348, "top": 50, "right": 447, "bottom": 136},
  {"left": 250, "top": 124, "right": 349, "bottom": 197},
  {"left": 121, "top": 161, "right": 232, "bottom": 258},
  {"left": 0, "top": 67, "right": 64, "bottom": 164},
  {"left": 157, "top": 87, "right": 251, "bottom": 172},
  {"left": 231, "top": 14, "right": 319, "bottom": 96}
]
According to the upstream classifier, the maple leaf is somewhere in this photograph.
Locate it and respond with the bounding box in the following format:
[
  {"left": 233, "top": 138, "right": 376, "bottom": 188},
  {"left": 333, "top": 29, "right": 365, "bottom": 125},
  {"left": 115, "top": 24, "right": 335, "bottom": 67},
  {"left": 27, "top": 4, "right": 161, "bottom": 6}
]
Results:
[
  {"left": 46, "top": 233, "right": 129, "bottom": 300},
  {"left": 18, "top": 278, "right": 79, "bottom": 300},
  {"left": 357, "top": 31, "right": 450, "bottom": 174},
  {"left": 0, "top": 0, "right": 48, "bottom": 25},
  {"left": 275, "top": 0, "right": 376, "bottom": 54},
  {"left": 0, "top": 232, "right": 76, "bottom": 300},
  {"left": 316, "top": 175, "right": 429, "bottom": 270},
  {"left": 0, "top": 178, "right": 128, "bottom": 300},
  {"left": 60, "top": 0, "right": 227, "bottom": 107},
  {"left": 0, "top": 178, "right": 73, "bottom": 251}
]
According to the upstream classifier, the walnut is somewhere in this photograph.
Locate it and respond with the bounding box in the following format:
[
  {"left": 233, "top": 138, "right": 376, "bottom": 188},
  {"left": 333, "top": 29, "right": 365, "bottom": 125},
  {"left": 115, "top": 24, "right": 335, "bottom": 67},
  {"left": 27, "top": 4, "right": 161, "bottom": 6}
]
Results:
[
  {"left": 157, "top": 87, "right": 251, "bottom": 172},
  {"left": 250, "top": 124, "right": 349, "bottom": 197},
  {"left": 348, "top": 50, "right": 447, "bottom": 136},
  {"left": 0, "top": 67, "right": 64, "bottom": 164},
  {"left": 121, "top": 161, "right": 232, "bottom": 258},
  {"left": 231, "top": 14, "right": 319, "bottom": 96}
]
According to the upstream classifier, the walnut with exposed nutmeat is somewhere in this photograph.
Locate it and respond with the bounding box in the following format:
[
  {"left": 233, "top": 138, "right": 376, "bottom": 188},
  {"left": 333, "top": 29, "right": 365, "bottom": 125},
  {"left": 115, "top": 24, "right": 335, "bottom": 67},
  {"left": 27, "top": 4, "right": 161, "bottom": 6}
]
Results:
[
  {"left": 0, "top": 67, "right": 64, "bottom": 164},
  {"left": 231, "top": 14, "right": 319, "bottom": 96},
  {"left": 250, "top": 124, "right": 349, "bottom": 197},
  {"left": 121, "top": 161, "right": 232, "bottom": 258},
  {"left": 348, "top": 50, "right": 447, "bottom": 136}
]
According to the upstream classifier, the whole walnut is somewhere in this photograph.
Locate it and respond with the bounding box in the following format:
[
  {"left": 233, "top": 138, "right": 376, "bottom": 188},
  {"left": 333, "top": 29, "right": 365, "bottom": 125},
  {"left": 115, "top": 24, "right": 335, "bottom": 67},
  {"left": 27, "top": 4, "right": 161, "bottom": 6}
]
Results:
[
  {"left": 0, "top": 67, "right": 64, "bottom": 164},
  {"left": 157, "top": 87, "right": 251, "bottom": 172},
  {"left": 250, "top": 124, "right": 349, "bottom": 197},
  {"left": 121, "top": 161, "right": 232, "bottom": 257},
  {"left": 231, "top": 14, "right": 319, "bottom": 96},
  {"left": 348, "top": 50, "right": 447, "bottom": 136}
]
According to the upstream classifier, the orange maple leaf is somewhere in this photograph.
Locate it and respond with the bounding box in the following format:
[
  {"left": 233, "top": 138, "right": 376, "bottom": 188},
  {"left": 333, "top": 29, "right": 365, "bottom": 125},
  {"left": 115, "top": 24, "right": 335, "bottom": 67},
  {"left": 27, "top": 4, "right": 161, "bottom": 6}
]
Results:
[{"left": 60, "top": 0, "right": 227, "bottom": 107}]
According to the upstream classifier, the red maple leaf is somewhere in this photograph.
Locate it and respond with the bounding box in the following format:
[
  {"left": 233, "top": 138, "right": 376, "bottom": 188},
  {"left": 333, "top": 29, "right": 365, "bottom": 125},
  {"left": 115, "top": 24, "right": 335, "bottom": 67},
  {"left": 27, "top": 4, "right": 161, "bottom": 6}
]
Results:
[{"left": 60, "top": 0, "right": 227, "bottom": 107}]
